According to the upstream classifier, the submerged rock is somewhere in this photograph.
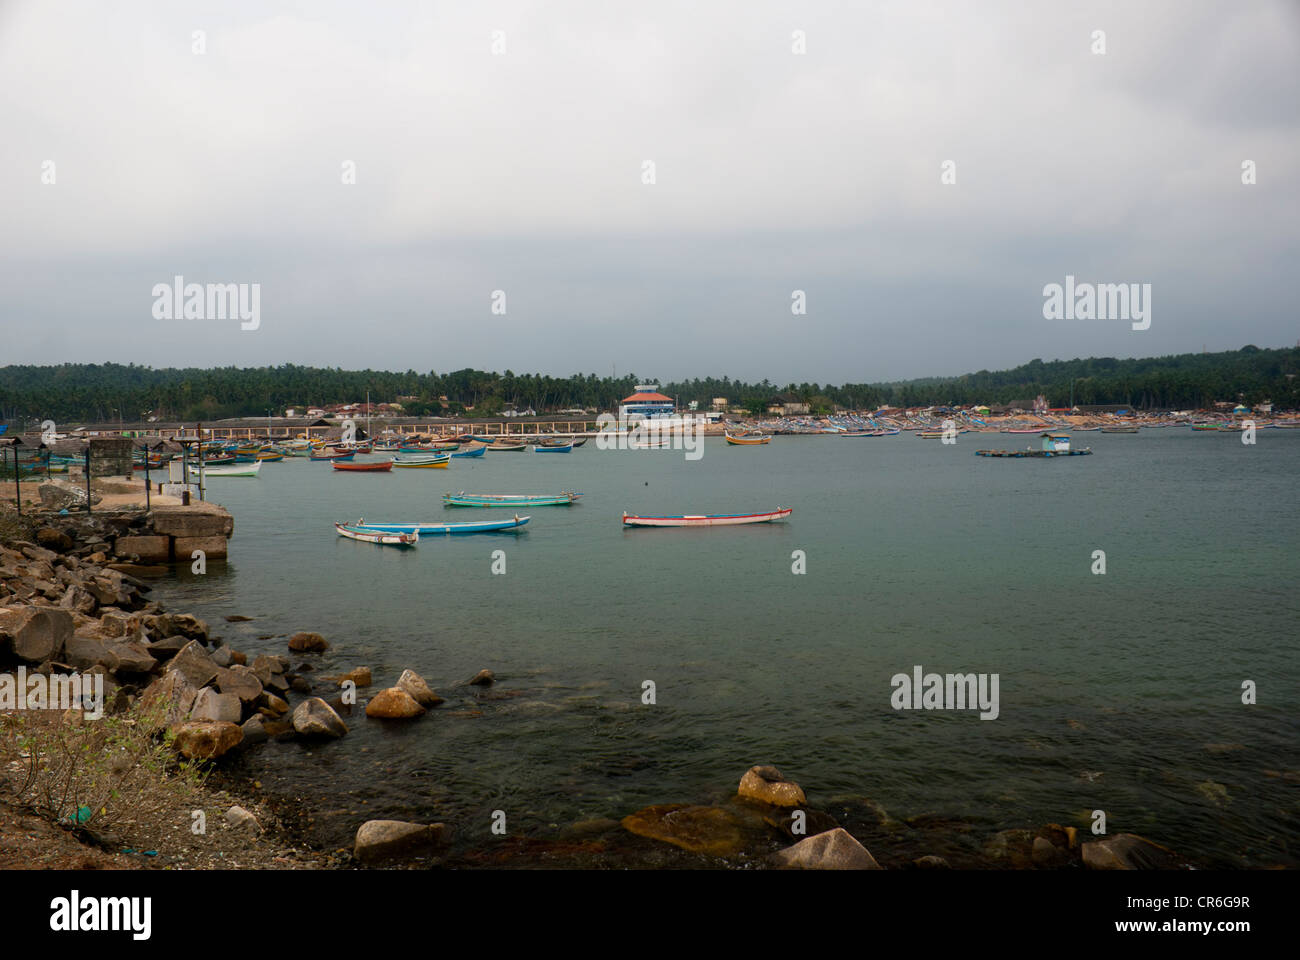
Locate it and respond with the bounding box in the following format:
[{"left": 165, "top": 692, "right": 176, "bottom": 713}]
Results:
[
  {"left": 738, "top": 765, "right": 806, "bottom": 807},
  {"left": 1081, "top": 833, "right": 1187, "bottom": 870},
  {"left": 288, "top": 631, "right": 329, "bottom": 653},
  {"left": 621, "top": 804, "right": 745, "bottom": 857},
  {"left": 354, "top": 820, "right": 446, "bottom": 864},
  {"left": 334, "top": 666, "right": 372, "bottom": 688},
  {"left": 771, "top": 827, "right": 882, "bottom": 870},
  {"left": 469, "top": 669, "right": 495, "bottom": 686}
]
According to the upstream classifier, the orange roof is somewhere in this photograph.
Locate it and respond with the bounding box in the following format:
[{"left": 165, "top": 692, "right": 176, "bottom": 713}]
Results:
[{"left": 622, "top": 392, "right": 673, "bottom": 403}]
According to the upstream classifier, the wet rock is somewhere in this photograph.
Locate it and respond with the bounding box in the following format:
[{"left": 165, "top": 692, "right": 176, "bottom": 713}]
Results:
[
  {"left": 224, "top": 615, "right": 254, "bottom": 622},
  {"left": 913, "top": 855, "right": 952, "bottom": 869},
  {"left": 365, "top": 687, "right": 427, "bottom": 719},
  {"left": 984, "top": 829, "right": 1035, "bottom": 868},
  {"left": 770, "top": 827, "right": 882, "bottom": 870},
  {"left": 288, "top": 631, "right": 328, "bottom": 653},
  {"left": 762, "top": 808, "right": 839, "bottom": 840},
  {"left": 240, "top": 714, "right": 269, "bottom": 745},
  {"left": 170, "top": 720, "right": 243, "bottom": 759},
  {"left": 210, "top": 645, "right": 235, "bottom": 668},
  {"left": 469, "top": 669, "right": 495, "bottom": 686},
  {"left": 291, "top": 697, "right": 348, "bottom": 739},
  {"left": 1032, "top": 836, "right": 1069, "bottom": 868},
  {"left": 259, "top": 692, "right": 290, "bottom": 716},
  {"left": 354, "top": 820, "right": 446, "bottom": 864},
  {"left": 334, "top": 667, "right": 372, "bottom": 688},
  {"left": 621, "top": 804, "right": 745, "bottom": 857},
  {"left": 396, "top": 668, "right": 442, "bottom": 707},
  {"left": 738, "top": 765, "right": 807, "bottom": 807},
  {"left": 191, "top": 687, "right": 243, "bottom": 723},
  {"left": 1195, "top": 781, "right": 1231, "bottom": 807},
  {"left": 1081, "top": 833, "right": 1186, "bottom": 870},
  {"left": 289, "top": 675, "right": 312, "bottom": 694},
  {"left": 167, "top": 613, "right": 209, "bottom": 642}
]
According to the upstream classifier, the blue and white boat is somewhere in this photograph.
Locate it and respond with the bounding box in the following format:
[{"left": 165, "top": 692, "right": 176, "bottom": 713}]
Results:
[{"left": 352, "top": 515, "right": 530, "bottom": 535}]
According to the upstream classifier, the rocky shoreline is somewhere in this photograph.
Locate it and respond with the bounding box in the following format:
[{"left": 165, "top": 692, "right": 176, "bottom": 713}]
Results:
[{"left": 1, "top": 501, "right": 1194, "bottom": 870}]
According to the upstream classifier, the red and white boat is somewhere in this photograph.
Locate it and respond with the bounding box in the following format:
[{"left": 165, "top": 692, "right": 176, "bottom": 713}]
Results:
[{"left": 622, "top": 507, "right": 792, "bottom": 528}]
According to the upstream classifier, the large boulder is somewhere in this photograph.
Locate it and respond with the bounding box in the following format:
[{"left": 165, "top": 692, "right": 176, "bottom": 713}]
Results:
[
  {"left": 138, "top": 671, "right": 199, "bottom": 730},
  {"left": 770, "top": 827, "right": 883, "bottom": 870},
  {"left": 621, "top": 804, "right": 746, "bottom": 857},
  {"left": 354, "top": 820, "right": 446, "bottom": 864},
  {"left": 0, "top": 606, "right": 73, "bottom": 663},
  {"left": 106, "top": 638, "right": 158, "bottom": 674},
  {"left": 63, "top": 635, "right": 120, "bottom": 672},
  {"left": 165, "top": 640, "right": 219, "bottom": 688},
  {"left": 291, "top": 697, "right": 348, "bottom": 739},
  {"left": 60, "top": 584, "right": 98, "bottom": 615},
  {"left": 396, "top": 669, "right": 443, "bottom": 707},
  {"left": 191, "top": 687, "right": 243, "bottom": 724},
  {"left": 214, "top": 664, "right": 263, "bottom": 703},
  {"left": 738, "top": 765, "right": 807, "bottom": 807},
  {"left": 170, "top": 721, "right": 243, "bottom": 759},
  {"left": 35, "top": 527, "right": 75, "bottom": 553},
  {"left": 365, "top": 687, "right": 427, "bottom": 719}
]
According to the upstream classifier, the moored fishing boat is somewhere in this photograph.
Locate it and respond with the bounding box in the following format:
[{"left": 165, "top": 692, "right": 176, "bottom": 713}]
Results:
[
  {"left": 1100, "top": 425, "right": 1139, "bottom": 434},
  {"left": 724, "top": 431, "right": 770, "bottom": 445},
  {"left": 352, "top": 515, "right": 530, "bottom": 535},
  {"left": 332, "top": 459, "right": 394, "bottom": 472},
  {"left": 310, "top": 450, "right": 355, "bottom": 461},
  {"left": 443, "top": 491, "right": 581, "bottom": 507},
  {"left": 486, "top": 442, "right": 527, "bottom": 452},
  {"left": 622, "top": 507, "right": 792, "bottom": 527},
  {"left": 188, "top": 461, "right": 262, "bottom": 477},
  {"left": 450, "top": 445, "right": 486, "bottom": 458},
  {"left": 334, "top": 522, "right": 418, "bottom": 547},
  {"left": 393, "top": 454, "right": 450, "bottom": 468},
  {"left": 532, "top": 443, "right": 572, "bottom": 453}
]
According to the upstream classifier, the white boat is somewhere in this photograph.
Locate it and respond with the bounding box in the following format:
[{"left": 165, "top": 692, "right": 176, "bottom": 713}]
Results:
[
  {"left": 622, "top": 507, "right": 792, "bottom": 528},
  {"left": 189, "top": 461, "right": 261, "bottom": 477}
]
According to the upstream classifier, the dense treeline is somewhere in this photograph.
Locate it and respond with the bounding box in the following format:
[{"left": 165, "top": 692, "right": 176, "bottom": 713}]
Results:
[{"left": 0, "top": 346, "right": 1295, "bottom": 423}]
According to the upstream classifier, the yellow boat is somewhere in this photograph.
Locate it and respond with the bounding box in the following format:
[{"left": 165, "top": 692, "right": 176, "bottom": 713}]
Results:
[{"left": 724, "top": 431, "right": 770, "bottom": 445}]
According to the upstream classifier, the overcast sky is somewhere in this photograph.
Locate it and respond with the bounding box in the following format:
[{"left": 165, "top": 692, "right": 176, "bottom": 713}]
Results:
[{"left": 2, "top": 0, "right": 1297, "bottom": 384}]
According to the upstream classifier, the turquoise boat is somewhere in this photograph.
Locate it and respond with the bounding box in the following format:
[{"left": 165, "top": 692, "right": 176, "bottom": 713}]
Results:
[
  {"left": 353, "top": 516, "right": 530, "bottom": 535},
  {"left": 443, "top": 492, "right": 582, "bottom": 507},
  {"left": 450, "top": 446, "right": 485, "bottom": 458}
]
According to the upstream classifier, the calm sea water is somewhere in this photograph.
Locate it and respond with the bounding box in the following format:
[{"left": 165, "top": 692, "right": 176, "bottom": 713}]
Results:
[{"left": 161, "top": 430, "right": 1299, "bottom": 867}]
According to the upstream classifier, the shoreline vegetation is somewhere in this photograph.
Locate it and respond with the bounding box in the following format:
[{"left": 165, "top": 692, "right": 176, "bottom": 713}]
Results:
[
  {"left": 0, "top": 483, "right": 1212, "bottom": 871},
  {"left": 1, "top": 345, "right": 1297, "bottom": 423}
]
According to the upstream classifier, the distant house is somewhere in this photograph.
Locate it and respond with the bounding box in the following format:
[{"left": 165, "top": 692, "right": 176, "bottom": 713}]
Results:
[
  {"left": 767, "top": 395, "right": 810, "bottom": 415},
  {"left": 619, "top": 388, "right": 675, "bottom": 420},
  {"left": 711, "top": 397, "right": 728, "bottom": 411}
]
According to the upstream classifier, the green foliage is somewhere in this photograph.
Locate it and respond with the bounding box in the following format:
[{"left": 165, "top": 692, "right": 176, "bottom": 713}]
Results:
[{"left": 0, "top": 347, "right": 1296, "bottom": 421}]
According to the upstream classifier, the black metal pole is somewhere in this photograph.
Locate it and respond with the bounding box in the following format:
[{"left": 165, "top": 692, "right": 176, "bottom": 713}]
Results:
[
  {"left": 84, "top": 447, "right": 92, "bottom": 513},
  {"left": 143, "top": 443, "right": 151, "bottom": 512},
  {"left": 12, "top": 447, "right": 21, "bottom": 518}
]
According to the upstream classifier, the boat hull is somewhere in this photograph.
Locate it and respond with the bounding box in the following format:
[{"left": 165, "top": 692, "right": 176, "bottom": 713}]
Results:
[
  {"left": 354, "top": 516, "right": 530, "bottom": 535},
  {"left": 332, "top": 460, "right": 394, "bottom": 472},
  {"left": 622, "top": 508, "right": 792, "bottom": 527},
  {"left": 334, "top": 522, "right": 418, "bottom": 546},
  {"left": 443, "top": 492, "right": 581, "bottom": 507}
]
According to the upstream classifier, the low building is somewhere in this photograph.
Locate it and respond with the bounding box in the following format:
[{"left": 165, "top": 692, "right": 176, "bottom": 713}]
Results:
[
  {"left": 767, "top": 395, "right": 810, "bottom": 416},
  {"left": 619, "top": 387, "right": 675, "bottom": 420}
]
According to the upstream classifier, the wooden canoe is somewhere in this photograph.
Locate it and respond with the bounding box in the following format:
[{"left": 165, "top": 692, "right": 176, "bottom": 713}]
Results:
[
  {"left": 443, "top": 492, "right": 581, "bottom": 507},
  {"left": 724, "top": 432, "right": 770, "bottom": 445},
  {"left": 393, "top": 455, "right": 450, "bottom": 468},
  {"left": 332, "top": 460, "right": 394, "bottom": 472},
  {"left": 450, "top": 446, "right": 486, "bottom": 458},
  {"left": 622, "top": 507, "right": 792, "bottom": 527},
  {"left": 334, "top": 522, "right": 418, "bottom": 546},
  {"left": 352, "top": 515, "right": 530, "bottom": 535}
]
